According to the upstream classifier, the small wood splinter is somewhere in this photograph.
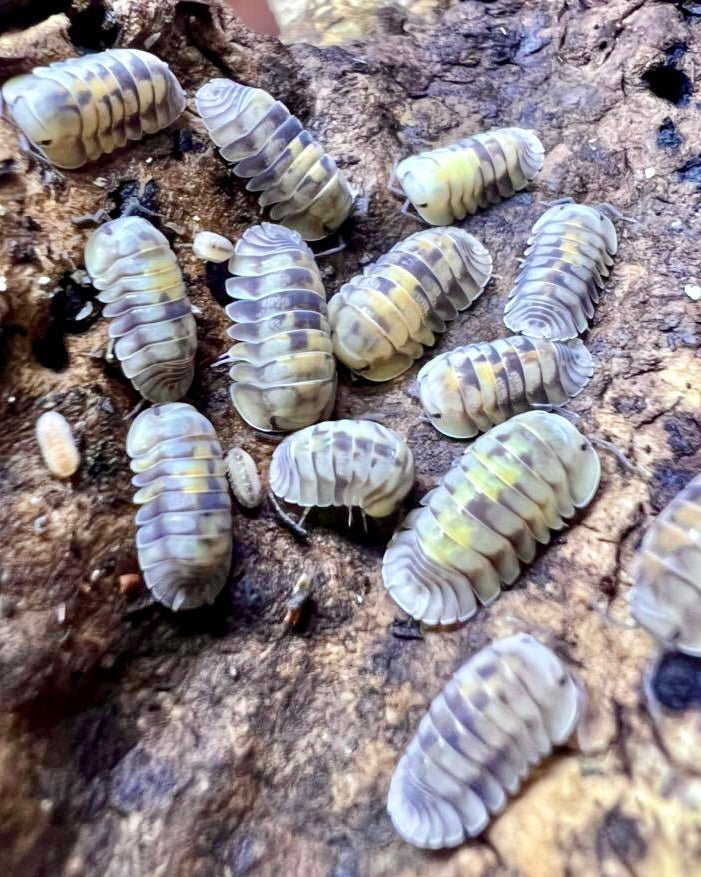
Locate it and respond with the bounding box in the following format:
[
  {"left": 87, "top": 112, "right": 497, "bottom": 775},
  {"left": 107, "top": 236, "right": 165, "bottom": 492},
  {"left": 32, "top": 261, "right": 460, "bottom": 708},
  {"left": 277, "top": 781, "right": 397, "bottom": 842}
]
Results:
[{"left": 283, "top": 573, "right": 313, "bottom": 630}]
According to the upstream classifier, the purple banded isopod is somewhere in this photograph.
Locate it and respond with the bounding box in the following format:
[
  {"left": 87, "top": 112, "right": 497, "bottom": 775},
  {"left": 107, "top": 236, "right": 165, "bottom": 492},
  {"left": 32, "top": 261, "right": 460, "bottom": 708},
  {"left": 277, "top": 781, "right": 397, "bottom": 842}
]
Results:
[
  {"left": 85, "top": 216, "right": 197, "bottom": 403},
  {"left": 416, "top": 336, "right": 594, "bottom": 439},
  {"left": 223, "top": 223, "right": 337, "bottom": 432},
  {"left": 195, "top": 78, "right": 353, "bottom": 241},
  {"left": 269, "top": 419, "right": 414, "bottom": 522},
  {"left": 388, "top": 633, "right": 583, "bottom": 848},
  {"left": 393, "top": 128, "right": 544, "bottom": 225},
  {"left": 382, "top": 411, "right": 600, "bottom": 626},
  {"left": 504, "top": 201, "right": 618, "bottom": 341},
  {"left": 629, "top": 474, "right": 701, "bottom": 656},
  {"left": 1, "top": 49, "right": 185, "bottom": 170},
  {"left": 328, "top": 228, "right": 492, "bottom": 382},
  {"left": 127, "top": 403, "right": 233, "bottom": 611}
]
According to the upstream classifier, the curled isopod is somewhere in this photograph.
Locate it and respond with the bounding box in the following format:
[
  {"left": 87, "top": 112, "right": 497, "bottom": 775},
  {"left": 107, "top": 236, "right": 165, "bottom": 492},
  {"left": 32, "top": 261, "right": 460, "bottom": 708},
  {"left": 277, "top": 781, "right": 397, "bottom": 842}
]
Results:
[
  {"left": 504, "top": 201, "right": 618, "bottom": 341},
  {"left": 192, "top": 231, "right": 235, "bottom": 263},
  {"left": 328, "top": 228, "right": 492, "bottom": 381},
  {"left": 629, "top": 473, "right": 701, "bottom": 655},
  {"left": 388, "top": 633, "right": 583, "bottom": 849},
  {"left": 416, "top": 336, "right": 594, "bottom": 438},
  {"left": 127, "top": 403, "right": 233, "bottom": 611},
  {"left": 226, "top": 447, "right": 263, "bottom": 509},
  {"left": 1, "top": 49, "right": 185, "bottom": 169},
  {"left": 35, "top": 410, "right": 80, "bottom": 478},
  {"left": 269, "top": 419, "right": 414, "bottom": 526},
  {"left": 383, "top": 411, "right": 600, "bottom": 626},
  {"left": 195, "top": 78, "right": 353, "bottom": 241},
  {"left": 85, "top": 216, "right": 197, "bottom": 402},
  {"left": 223, "top": 223, "right": 337, "bottom": 432},
  {"left": 392, "top": 128, "right": 544, "bottom": 225}
]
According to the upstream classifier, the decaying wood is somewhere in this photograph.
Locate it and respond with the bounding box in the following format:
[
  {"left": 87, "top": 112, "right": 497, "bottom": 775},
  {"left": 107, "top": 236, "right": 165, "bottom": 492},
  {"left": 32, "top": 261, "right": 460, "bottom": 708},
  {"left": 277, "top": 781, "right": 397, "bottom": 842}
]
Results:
[{"left": 0, "top": 0, "right": 700, "bottom": 874}]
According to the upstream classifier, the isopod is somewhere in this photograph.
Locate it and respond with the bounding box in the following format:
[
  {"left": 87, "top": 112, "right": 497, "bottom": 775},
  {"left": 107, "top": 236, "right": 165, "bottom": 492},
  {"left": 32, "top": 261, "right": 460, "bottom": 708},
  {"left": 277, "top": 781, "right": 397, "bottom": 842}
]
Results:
[
  {"left": 1, "top": 49, "right": 185, "bottom": 169},
  {"left": 223, "top": 223, "right": 337, "bottom": 432},
  {"left": 503, "top": 201, "right": 618, "bottom": 340},
  {"left": 328, "top": 228, "right": 492, "bottom": 382},
  {"left": 195, "top": 78, "right": 353, "bottom": 241},
  {"left": 392, "top": 128, "right": 544, "bottom": 225},
  {"left": 226, "top": 447, "right": 263, "bottom": 509},
  {"left": 126, "top": 402, "right": 233, "bottom": 611},
  {"left": 416, "top": 336, "right": 594, "bottom": 438},
  {"left": 629, "top": 473, "right": 701, "bottom": 655},
  {"left": 382, "top": 411, "right": 600, "bottom": 626},
  {"left": 192, "top": 231, "right": 235, "bottom": 263},
  {"left": 35, "top": 410, "right": 80, "bottom": 478},
  {"left": 269, "top": 419, "right": 415, "bottom": 528},
  {"left": 388, "top": 633, "right": 583, "bottom": 849},
  {"left": 85, "top": 216, "right": 197, "bottom": 402}
]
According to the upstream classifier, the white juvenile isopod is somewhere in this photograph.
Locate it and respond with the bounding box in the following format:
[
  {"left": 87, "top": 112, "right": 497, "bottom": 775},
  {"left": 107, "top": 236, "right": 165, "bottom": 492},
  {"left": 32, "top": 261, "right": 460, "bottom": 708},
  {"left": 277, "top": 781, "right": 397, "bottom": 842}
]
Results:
[
  {"left": 226, "top": 447, "right": 263, "bottom": 510},
  {"left": 192, "top": 231, "right": 235, "bottom": 263},
  {"left": 36, "top": 410, "right": 80, "bottom": 478}
]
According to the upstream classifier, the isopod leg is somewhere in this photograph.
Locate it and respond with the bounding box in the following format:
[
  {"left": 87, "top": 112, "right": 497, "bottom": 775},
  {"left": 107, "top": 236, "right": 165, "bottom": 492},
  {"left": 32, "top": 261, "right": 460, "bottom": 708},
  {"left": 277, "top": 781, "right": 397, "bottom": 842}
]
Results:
[
  {"left": 400, "top": 198, "right": 426, "bottom": 225},
  {"left": 268, "top": 491, "right": 310, "bottom": 540},
  {"left": 123, "top": 398, "right": 147, "bottom": 423}
]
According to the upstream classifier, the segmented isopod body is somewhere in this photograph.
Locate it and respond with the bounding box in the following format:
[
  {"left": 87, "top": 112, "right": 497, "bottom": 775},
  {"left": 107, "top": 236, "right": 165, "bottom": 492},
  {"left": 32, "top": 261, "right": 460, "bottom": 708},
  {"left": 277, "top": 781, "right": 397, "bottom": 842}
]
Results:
[
  {"left": 192, "top": 231, "right": 235, "bottom": 263},
  {"left": 629, "top": 474, "right": 701, "bottom": 655},
  {"left": 504, "top": 202, "right": 618, "bottom": 341},
  {"left": 85, "top": 217, "right": 197, "bottom": 402},
  {"left": 416, "top": 336, "right": 594, "bottom": 439},
  {"left": 388, "top": 633, "right": 582, "bottom": 849},
  {"left": 195, "top": 78, "right": 353, "bottom": 241},
  {"left": 394, "top": 128, "right": 544, "bottom": 226},
  {"left": 36, "top": 410, "right": 80, "bottom": 478},
  {"left": 224, "top": 223, "right": 337, "bottom": 431},
  {"left": 269, "top": 419, "right": 415, "bottom": 518},
  {"left": 1, "top": 49, "right": 185, "bottom": 169},
  {"left": 127, "top": 403, "right": 233, "bottom": 611},
  {"left": 226, "top": 447, "right": 263, "bottom": 510},
  {"left": 328, "top": 228, "right": 492, "bottom": 382},
  {"left": 383, "top": 411, "right": 600, "bottom": 625}
]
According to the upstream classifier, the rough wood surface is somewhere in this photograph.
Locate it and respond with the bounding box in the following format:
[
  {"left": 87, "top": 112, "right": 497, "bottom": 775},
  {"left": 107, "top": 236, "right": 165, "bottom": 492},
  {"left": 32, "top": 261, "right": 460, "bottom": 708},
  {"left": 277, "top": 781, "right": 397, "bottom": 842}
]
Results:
[{"left": 0, "top": 1, "right": 700, "bottom": 874}]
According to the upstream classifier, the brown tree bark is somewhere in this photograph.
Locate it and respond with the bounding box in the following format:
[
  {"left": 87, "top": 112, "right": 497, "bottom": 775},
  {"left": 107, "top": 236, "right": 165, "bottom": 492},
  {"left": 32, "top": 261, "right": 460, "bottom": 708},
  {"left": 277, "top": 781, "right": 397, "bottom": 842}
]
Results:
[{"left": 0, "top": 1, "right": 700, "bottom": 875}]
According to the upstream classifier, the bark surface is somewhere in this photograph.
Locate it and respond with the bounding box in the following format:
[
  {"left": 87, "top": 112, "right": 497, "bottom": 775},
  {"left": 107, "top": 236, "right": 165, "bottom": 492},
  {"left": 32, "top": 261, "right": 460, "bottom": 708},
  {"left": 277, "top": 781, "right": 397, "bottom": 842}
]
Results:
[{"left": 0, "top": 1, "right": 700, "bottom": 875}]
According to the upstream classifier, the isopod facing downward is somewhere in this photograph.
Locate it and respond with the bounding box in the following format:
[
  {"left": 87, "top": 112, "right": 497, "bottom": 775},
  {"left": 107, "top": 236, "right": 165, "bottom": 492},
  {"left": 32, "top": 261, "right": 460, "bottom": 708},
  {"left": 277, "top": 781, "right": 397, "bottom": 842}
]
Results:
[
  {"left": 127, "top": 403, "right": 233, "bottom": 611},
  {"left": 388, "top": 633, "right": 583, "bottom": 849},
  {"left": 226, "top": 447, "right": 263, "bottom": 510},
  {"left": 36, "top": 411, "right": 80, "bottom": 478}
]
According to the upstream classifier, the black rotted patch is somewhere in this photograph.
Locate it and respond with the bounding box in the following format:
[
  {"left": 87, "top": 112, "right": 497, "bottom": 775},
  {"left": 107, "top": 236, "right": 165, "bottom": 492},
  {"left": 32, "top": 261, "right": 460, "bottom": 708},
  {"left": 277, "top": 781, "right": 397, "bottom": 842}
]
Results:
[
  {"left": 108, "top": 178, "right": 161, "bottom": 222},
  {"left": 172, "top": 129, "right": 208, "bottom": 160},
  {"left": 661, "top": 0, "right": 701, "bottom": 22},
  {"left": 205, "top": 261, "right": 231, "bottom": 308},
  {"left": 677, "top": 155, "right": 701, "bottom": 188},
  {"left": 642, "top": 44, "right": 692, "bottom": 106},
  {"left": 596, "top": 807, "right": 647, "bottom": 866},
  {"left": 664, "top": 414, "right": 701, "bottom": 458},
  {"left": 651, "top": 652, "right": 701, "bottom": 711},
  {"left": 650, "top": 464, "right": 697, "bottom": 511},
  {"left": 68, "top": 3, "right": 120, "bottom": 50},
  {"left": 657, "top": 117, "right": 682, "bottom": 150},
  {"left": 32, "top": 272, "right": 99, "bottom": 371}
]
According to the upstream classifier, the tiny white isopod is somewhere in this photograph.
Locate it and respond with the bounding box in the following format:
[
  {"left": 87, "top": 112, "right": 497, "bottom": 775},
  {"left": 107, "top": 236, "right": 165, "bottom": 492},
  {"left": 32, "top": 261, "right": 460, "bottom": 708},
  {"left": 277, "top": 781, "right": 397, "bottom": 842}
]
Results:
[
  {"left": 192, "top": 231, "right": 235, "bottom": 263},
  {"left": 226, "top": 447, "right": 263, "bottom": 509},
  {"left": 36, "top": 410, "right": 80, "bottom": 478}
]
